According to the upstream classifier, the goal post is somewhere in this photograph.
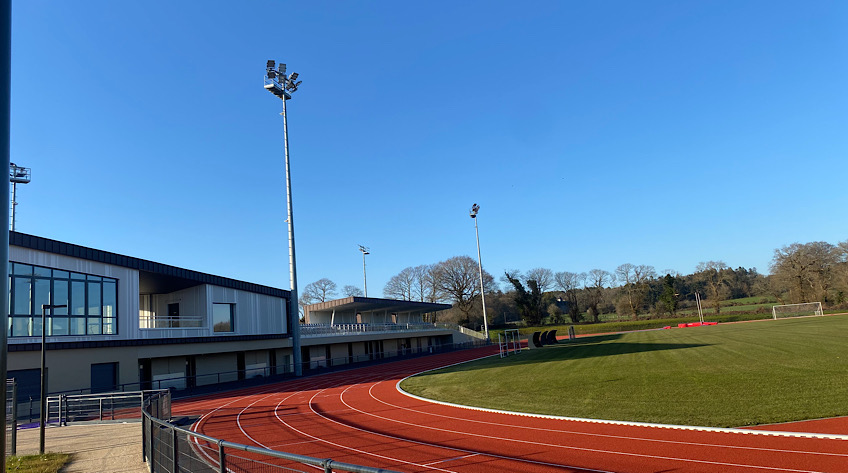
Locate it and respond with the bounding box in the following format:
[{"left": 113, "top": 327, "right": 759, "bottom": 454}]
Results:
[{"left": 772, "top": 302, "right": 823, "bottom": 320}]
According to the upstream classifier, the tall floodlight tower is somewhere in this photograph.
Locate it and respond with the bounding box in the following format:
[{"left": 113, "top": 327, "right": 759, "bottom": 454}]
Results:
[
  {"left": 9, "top": 163, "right": 30, "bottom": 231},
  {"left": 469, "top": 203, "right": 489, "bottom": 340},
  {"left": 264, "top": 60, "right": 304, "bottom": 376},
  {"left": 358, "top": 245, "right": 370, "bottom": 297}
]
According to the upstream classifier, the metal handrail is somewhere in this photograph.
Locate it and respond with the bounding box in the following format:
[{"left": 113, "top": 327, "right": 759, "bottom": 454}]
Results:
[{"left": 142, "top": 390, "right": 401, "bottom": 473}]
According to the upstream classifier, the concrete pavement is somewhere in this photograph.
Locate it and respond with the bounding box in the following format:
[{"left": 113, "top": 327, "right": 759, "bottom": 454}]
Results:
[{"left": 12, "top": 422, "right": 148, "bottom": 473}]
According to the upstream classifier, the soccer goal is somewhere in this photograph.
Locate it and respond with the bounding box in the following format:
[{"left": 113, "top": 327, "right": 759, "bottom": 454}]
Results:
[
  {"left": 498, "top": 329, "right": 522, "bottom": 358},
  {"left": 772, "top": 302, "right": 823, "bottom": 320}
]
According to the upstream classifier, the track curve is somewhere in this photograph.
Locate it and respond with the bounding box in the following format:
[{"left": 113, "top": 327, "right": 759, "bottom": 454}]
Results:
[{"left": 173, "top": 347, "right": 848, "bottom": 473}]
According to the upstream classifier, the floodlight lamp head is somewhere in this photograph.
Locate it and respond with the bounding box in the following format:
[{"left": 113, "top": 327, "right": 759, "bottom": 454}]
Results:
[
  {"left": 470, "top": 203, "right": 480, "bottom": 218},
  {"left": 278, "top": 63, "right": 286, "bottom": 74},
  {"left": 266, "top": 59, "right": 275, "bottom": 69},
  {"left": 289, "top": 72, "right": 299, "bottom": 81},
  {"left": 359, "top": 245, "right": 370, "bottom": 255}
]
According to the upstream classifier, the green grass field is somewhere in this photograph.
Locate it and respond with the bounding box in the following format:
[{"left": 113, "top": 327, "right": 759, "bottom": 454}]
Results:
[{"left": 402, "top": 315, "right": 848, "bottom": 427}]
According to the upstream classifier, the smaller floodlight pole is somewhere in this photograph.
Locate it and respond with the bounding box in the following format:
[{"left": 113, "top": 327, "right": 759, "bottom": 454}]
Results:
[
  {"left": 9, "top": 163, "right": 30, "bottom": 231},
  {"left": 264, "top": 60, "right": 303, "bottom": 376},
  {"left": 359, "top": 245, "right": 370, "bottom": 297},
  {"left": 469, "top": 203, "right": 489, "bottom": 340},
  {"left": 39, "top": 304, "right": 66, "bottom": 454}
]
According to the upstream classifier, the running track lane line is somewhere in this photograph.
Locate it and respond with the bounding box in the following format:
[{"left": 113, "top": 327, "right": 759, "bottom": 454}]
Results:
[{"left": 327, "top": 381, "right": 831, "bottom": 473}]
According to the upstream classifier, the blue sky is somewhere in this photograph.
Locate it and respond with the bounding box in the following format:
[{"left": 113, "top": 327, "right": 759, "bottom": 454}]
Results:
[{"left": 10, "top": 1, "right": 848, "bottom": 295}]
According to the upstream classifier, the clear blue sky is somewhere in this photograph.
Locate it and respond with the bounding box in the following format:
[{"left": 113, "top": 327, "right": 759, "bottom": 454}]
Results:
[{"left": 10, "top": 1, "right": 848, "bottom": 295}]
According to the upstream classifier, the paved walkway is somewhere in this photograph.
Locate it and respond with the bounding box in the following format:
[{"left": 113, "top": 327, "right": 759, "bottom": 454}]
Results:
[{"left": 13, "top": 422, "right": 147, "bottom": 473}]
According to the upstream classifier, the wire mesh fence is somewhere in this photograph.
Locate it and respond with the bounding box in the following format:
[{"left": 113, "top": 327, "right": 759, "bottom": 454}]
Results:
[
  {"left": 4, "top": 379, "right": 17, "bottom": 456},
  {"left": 142, "top": 390, "right": 402, "bottom": 473}
]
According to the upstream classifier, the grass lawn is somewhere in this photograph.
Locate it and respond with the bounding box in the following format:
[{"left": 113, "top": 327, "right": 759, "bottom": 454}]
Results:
[
  {"left": 4, "top": 453, "right": 71, "bottom": 473},
  {"left": 402, "top": 315, "right": 848, "bottom": 427}
]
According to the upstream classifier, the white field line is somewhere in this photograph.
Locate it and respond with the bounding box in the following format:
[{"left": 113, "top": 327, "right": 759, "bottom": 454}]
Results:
[{"left": 396, "top": 349, "right": 848, "bottom": 441}]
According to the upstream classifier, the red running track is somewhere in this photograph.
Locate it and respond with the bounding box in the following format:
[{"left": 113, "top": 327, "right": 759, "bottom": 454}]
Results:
[{"left": 173, "top": 347, "right": 848, "bottom": 473}]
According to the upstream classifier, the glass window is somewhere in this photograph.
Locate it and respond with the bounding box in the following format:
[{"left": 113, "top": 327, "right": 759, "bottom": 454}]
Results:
[
  {"left": 33, "top": 279, "right": 50, "bottom": 315},
  {"left": 13, "top": 277, "right": 31, "bottom": 315},
  {"left": 70, "top": 318, "right": 86, "bottom": 335},
  {"left": 51, "top": 317, "right": 69, "bottom": 336},
  {"left": 12, "top": 317, "right": 30, "bottom": 337},
  {"left": 71, "top": 281, "right": 86, "bottom": 316},
  {"left": 13, "top": 263, "right": 31, "bottom": 275},
  {"left": 8, "top": 265, "right": 119, "bottom": 337},
  {"left": 102, "top": 318, "right": 115, "bottom": 335},
  {"left": 212, "top": 303, "right": 234, "bottom": 333},
  {"left": 87, "top": 282, "right": 101, "bottom": 316},
  {"left": 87, "top": 318, "right": 101, "bottom": 335},
  {"left": 53, "top": 280, "right": 69, "bottom": 315},
  {"left": 31, "top": 316, "right": 42, "bottom": 336},
  {"left": 102, "top": 281, "right": 116, "bottom": 317}
]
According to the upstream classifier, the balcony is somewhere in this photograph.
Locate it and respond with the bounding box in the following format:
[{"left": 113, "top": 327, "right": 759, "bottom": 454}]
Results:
[{"left": 139, "top": 314, "right": 205, "bottom": 329}]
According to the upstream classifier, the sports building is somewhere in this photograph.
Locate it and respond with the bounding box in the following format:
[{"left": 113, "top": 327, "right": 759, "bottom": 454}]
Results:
[{"left": 5, "top": 232, "right": 477, "bottom": 400}]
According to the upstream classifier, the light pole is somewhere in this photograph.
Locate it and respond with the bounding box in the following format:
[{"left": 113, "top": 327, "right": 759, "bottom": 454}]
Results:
[
  {"left": 264, "top": 60, "right": 303, "bottom": 376},
  {"left": 39, "top": 303, "right": 66, "bottom": 454},
  {"left": 359, "top": 245, "right": 370, "bottom": 297},
  {"left": 9, "top": 162, "right": 30, "bottom": 231},
  {"left": 469, "top": 203, "right": 489, "bottom": 340}
]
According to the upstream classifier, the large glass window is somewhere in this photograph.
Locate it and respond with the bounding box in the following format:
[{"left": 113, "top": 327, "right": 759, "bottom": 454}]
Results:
[
  {"left": 212, "top": 303, "right": 234, "bottom": 333},
  {"left": 7, "top": 262, "right": 118, "bottom": 337}
]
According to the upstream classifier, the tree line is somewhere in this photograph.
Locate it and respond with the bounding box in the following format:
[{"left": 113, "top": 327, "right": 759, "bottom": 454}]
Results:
[{"left": 299, "top": 239, "right": 848, "bottom": 328}]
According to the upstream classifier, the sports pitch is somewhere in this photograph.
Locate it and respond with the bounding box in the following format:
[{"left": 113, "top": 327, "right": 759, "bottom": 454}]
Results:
[{"left": 401, "top": 314, "right": 848, "bottom": 428}]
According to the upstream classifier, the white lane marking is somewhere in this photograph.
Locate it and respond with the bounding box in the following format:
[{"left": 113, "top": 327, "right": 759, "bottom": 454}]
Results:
[
  {"left": 330, "top": 383, "right": 829, "bottom": 473},
  {"left": 359, "top": 382, "right": 848, "bottom": 458},
  {"left": 396, "top": 358, "right": 848, "bottom": 441},
  {"left": 271, "top": 382, "right": 461, "bottom": 473}
]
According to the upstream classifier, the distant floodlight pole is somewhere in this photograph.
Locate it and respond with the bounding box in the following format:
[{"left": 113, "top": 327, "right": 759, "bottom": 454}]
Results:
[
  {"left": 359, "top": 245, "right": 370, "bottom": 297},
  {"left": 39, "top": 304, "right": 66, "bottom": 454},
  {"left": 264, "top": 59, "right": 303, "bottom": 377},
  {"left": 9, "top": 163, "right": 30, "bottom": 231},
  {"left": 469, "top": 203, "right": 489, "bottom": 340}
]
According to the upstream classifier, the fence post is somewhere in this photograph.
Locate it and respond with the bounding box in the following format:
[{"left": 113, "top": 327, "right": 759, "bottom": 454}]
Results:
[
  {"left": 141, "top": 415, "right": 147, "bottom": 463},
  {"left": 218, "top": 440, "right": 227, "bottom": 473},
  {"left": 10, "top": 382, "right": 17, "bottom": 456},
  {"left": 171, "top": 427, "right": 178, "bottom": 473}
]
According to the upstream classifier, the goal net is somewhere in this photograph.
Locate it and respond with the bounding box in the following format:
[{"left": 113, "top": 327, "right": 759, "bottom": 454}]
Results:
[{"left": 772, "top": 302, "right": 823, "bottom": 320}]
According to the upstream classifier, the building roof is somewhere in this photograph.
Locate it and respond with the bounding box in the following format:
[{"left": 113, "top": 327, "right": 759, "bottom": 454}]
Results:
[
  {"left": 10, "top": 231, "right": 289, "bottom": 298},
  {"left": 305, "top": 296, "right": 451, "bottom": 316}
]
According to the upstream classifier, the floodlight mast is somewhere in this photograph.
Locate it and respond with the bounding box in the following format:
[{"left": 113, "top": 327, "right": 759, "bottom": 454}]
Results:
[
  {"left": 264, "top": 60, "right": 303, "bottom": 376},
  {"left": 469, "top": 203, "right": 489, "bottom": 340},
  {"left": 9, "top": 163, "right": 30, "bottom": 231},
  {"left": 359, "top": 245, "right": 370, "bottom": 297}
]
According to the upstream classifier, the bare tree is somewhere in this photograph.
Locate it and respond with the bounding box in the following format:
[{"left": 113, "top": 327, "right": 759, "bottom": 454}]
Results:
[
  {"left": 586, "top": 269, "right": 614, "bottom": 322},
  {"left": 302, "top": 278, "right": 338, "bottom": 303},
  {"left": 770, "top": 242, "right": 840, "bottom": 303},
  {"left": 554, "top": 271, "right": 585, "bottom": 322},
  {"left": 384, "top": 267, "right": 416, "bottom": 300},
  {"left": 525, "top": 267, "right": 554, "bottom": 293},
  {"left": 615, "top": 263, "right": 656, "bottom": 318},
  {"left": 343, "top": 285, "right": 364, "bottom": 297},
  {"left": 434, "top": 255, "right": 495, "bottom": 325},
  {"left": 695, "top": 261, "right": 730, "bottom": 313}
]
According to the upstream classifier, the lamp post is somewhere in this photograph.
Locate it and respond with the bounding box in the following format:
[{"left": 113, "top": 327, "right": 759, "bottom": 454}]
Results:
[
  {"left": 358, "top": 245, "right": 369, "bottom": 297},
  {"left": 9, "top": 162, "right": 30, "bottom": 231},
  {"left": 469, "top": 203, "right": 489, "bottom": 340},
  {"left": 39, "top": 304, "right": 66, "bottom": 454},
  {"left": 264, "top": 60, "right": 303, "bottom": 377}
]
